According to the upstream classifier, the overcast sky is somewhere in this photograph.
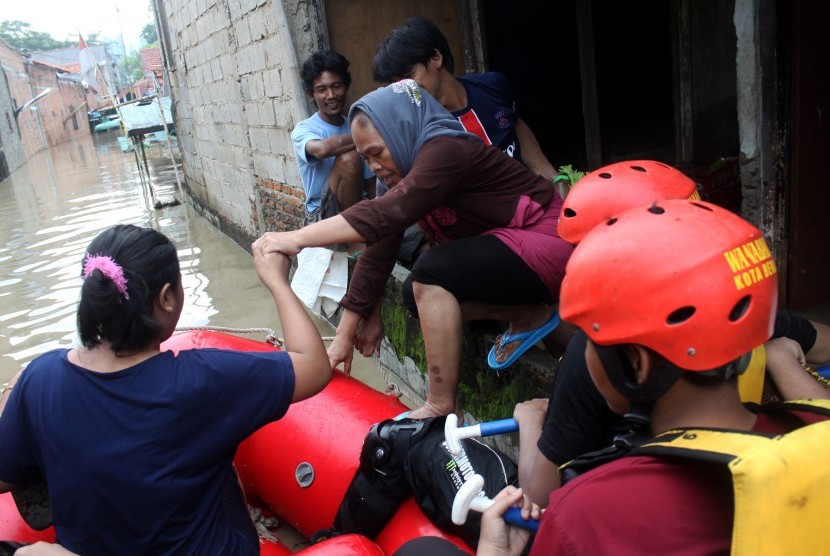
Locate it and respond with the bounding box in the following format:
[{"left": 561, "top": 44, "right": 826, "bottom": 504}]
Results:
[{"left": 3, "top": 0, "right": 155, "bottom": 54}]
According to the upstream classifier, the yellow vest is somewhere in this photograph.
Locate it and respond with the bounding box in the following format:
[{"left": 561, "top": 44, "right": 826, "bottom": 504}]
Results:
[
  {"left": 737, "top": 344, "right": 765, "bottom": 404},
  {"left": 637, "top": 399, "right": 830, "bottom": 555}
]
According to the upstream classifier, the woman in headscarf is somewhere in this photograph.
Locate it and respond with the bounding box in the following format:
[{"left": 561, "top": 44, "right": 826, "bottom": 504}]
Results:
[{"left": 255, "top": 80, "right": 573, "bottom": 418}]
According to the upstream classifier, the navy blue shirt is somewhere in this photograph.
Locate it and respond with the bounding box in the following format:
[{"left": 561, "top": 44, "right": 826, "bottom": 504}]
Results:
[
  {"left": 0, "top": 348, "right": 295, "bottom": 555},
  {"left": 454, "top": 72, "right": 522, "bottom": 162}
]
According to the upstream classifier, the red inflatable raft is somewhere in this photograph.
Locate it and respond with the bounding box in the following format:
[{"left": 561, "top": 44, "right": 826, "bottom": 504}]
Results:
[{"left": 0, "top": 330, "right": 473, "bottom": 555}]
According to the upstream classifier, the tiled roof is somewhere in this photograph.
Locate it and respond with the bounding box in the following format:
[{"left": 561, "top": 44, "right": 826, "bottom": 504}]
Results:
[
  {"left": 140, "top": 47, "right": 162, "bottom": 72},
  {"left": 32, "top": 60, "right": 78, "bottom": 73}
]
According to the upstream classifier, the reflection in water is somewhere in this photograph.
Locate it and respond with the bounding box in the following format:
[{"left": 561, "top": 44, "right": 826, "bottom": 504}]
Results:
[{"left": 0, "top": 132, "right": 384, "bottom": 391}]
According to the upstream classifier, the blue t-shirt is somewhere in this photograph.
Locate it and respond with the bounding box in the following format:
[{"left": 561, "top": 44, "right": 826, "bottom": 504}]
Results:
[
  {"left": 454, "top": 72, "right": 522, "bottom": 162},
  {"left": 291, "top": 112, "right": 374, "bottom": 214},
  {"left": 0, "top": 348, "right": 296, "bottom": 555}
]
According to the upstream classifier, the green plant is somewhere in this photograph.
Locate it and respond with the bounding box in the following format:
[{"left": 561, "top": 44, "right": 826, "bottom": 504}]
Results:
[{"left": 557, "top": 164, "right": 587, "bottom": 185}]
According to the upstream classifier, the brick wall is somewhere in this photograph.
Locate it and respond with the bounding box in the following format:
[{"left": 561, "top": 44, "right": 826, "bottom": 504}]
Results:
[
  {"left": 0, "top": 40, "right": 40, "bottom": 158},
  {"left": 0, "top": 68, "right": 25, "bottom": 178},
  {"left": 0, "top": 40, "right": 91, "bottom": 160},
  {"left": 27, "top": 63, "right": 90, "bottom": 150}
]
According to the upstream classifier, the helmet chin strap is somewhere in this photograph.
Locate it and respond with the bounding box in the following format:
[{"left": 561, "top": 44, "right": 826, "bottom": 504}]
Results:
[
  {"left": 593, "top": 343, "right": 683, "bottom": 404},
  {"left": 698, "top": 351, "right": 753, "bottom": 380},
  {"left": 593, "top": 343, "right": 683, "bottom": 449}
]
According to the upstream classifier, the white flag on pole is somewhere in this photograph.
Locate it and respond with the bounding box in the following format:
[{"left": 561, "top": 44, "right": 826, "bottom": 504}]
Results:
[{"left": 79, "top": 33, "right": 100, "bottom": 96}]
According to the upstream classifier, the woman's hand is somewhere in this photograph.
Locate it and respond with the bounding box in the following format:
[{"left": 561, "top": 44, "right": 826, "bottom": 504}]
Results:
[
  {"left": 328, "top": 309, "right": 365, "bottom": 376},
  {"left": 253, "top": 231, "right": 302, "bottom": 256},
  {"left": 477, "top": 486, "right": 533, "bottom": 556},
  {"left": 254, "top": 217, "right": 364, "bottom": 256},
  {"left": 355, "top": 305, "right": 383, "bottom": 357},
  {"left": 252, "top": 243, "right": 292, "bottom": 293},
  {"left": 327, "top": 329, "right": 356, "bottom": 376}
]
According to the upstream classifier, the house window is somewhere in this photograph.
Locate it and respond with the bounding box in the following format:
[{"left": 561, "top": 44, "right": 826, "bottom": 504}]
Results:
[{"left": 69, "top": 105, "right": 78, "bottom": 130}]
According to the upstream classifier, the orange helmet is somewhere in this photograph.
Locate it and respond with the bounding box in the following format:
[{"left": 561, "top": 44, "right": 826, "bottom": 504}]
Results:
[
  {"left": 558, "top": 160, "right": 698, "bottom": 244},
  {"left": 559, "top": 200, "right": 777, "bottom": 372}
]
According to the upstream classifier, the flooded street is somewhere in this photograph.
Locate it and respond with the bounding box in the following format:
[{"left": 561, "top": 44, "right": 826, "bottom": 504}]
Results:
[{"left": 0, "top": 130, "right": 387, "bottom": 393}]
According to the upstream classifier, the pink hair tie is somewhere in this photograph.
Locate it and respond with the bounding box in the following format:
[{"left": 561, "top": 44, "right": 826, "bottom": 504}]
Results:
[{"left": 83, "top": 254, "right": 130, "bottom": 300}]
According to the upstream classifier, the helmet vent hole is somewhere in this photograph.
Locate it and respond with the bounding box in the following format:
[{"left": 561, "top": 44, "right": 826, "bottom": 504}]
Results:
[
  {"left": 631, "top": 165, "right": 646, "bottom": 172},
  {"left": 599, "top": 172, "right": 612, "bottom": 179},
  {"left": 729, "top": 295, "right": 751, "bottom": 322},
  {"left": 648, "top": 204, "right": 665, "bottom": 215},
  {"left": 606, "top": 217, "right": 618, "bottom": 226},
  {"left": 563, "top": 208, "right": 576, "bottom": 218},
  {"left": 667, "top": 306, "right": 695, "bottom": 325}
]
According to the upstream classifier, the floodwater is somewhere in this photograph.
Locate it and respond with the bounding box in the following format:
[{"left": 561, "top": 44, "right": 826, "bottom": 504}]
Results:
[{"left": 0, "top": 130, "right": 387, "bottom": 393}]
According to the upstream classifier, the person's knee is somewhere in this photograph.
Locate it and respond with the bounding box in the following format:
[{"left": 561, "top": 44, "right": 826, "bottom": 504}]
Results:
[
  {"left": 328, "top": 150, "right": 363, "bottom": 208},
  {"left": 411, "top": 281, "right": 443, "bottom": 304},
  {"left": 402, "top": 276, "right": 418, "bottom": 316},
  {"left": 411, "top": 281, "right": 429, "bottom": 307},
  {"left": 407, "top": 249, "right": 452, "bottom": 310},
  {"left": 330, "top": 149, "right": 362, "bottom": 183}
]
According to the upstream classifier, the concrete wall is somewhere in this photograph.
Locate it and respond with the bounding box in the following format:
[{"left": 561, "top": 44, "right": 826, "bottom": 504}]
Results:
[
  {"left": 158, "top": 0, "right": 314, "bottom": 244},
  {"left": 734, "top": 0, "right": 786, "bottom": 274},
  {"left": 734, "top": 0, "right": 762, "bottom": 221}
]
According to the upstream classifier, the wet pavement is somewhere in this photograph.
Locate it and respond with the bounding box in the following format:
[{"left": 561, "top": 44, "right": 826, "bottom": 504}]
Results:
[{"left": 0, "top": 129, "right": 387, "bottom": 392}]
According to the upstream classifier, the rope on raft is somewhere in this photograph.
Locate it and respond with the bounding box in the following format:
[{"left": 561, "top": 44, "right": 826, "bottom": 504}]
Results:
[
  {"left": 174, "top": 325, "right": 335, "bottom": 348},
  {"left": 248, "top": 505, "right": 279, "bottom": 543},
  {"left": 373, "top": 355, "right": 424, "bottom": 407},
  {"left": 803, "top": 364, "right": 830, "bottom": 389},
  {"left": 175, "top": 325, "right": 420, "bottom": 405}
]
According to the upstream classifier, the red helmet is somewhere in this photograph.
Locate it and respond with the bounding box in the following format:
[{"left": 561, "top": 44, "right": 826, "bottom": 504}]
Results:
[
  {"left": 558, "top": 160, "right": 698, "bottom": 244},
  {"left": 559, "top": 200, "right": 777, "bottom": 371}
]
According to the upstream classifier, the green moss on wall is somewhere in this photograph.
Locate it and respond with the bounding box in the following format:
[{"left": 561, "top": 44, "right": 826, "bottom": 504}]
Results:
[
  {"left": 380, "top": 296, "right": 426, "bottom": 372},
  {"left": 455, "top": 330, "right": 541, "bottom": 422}
]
